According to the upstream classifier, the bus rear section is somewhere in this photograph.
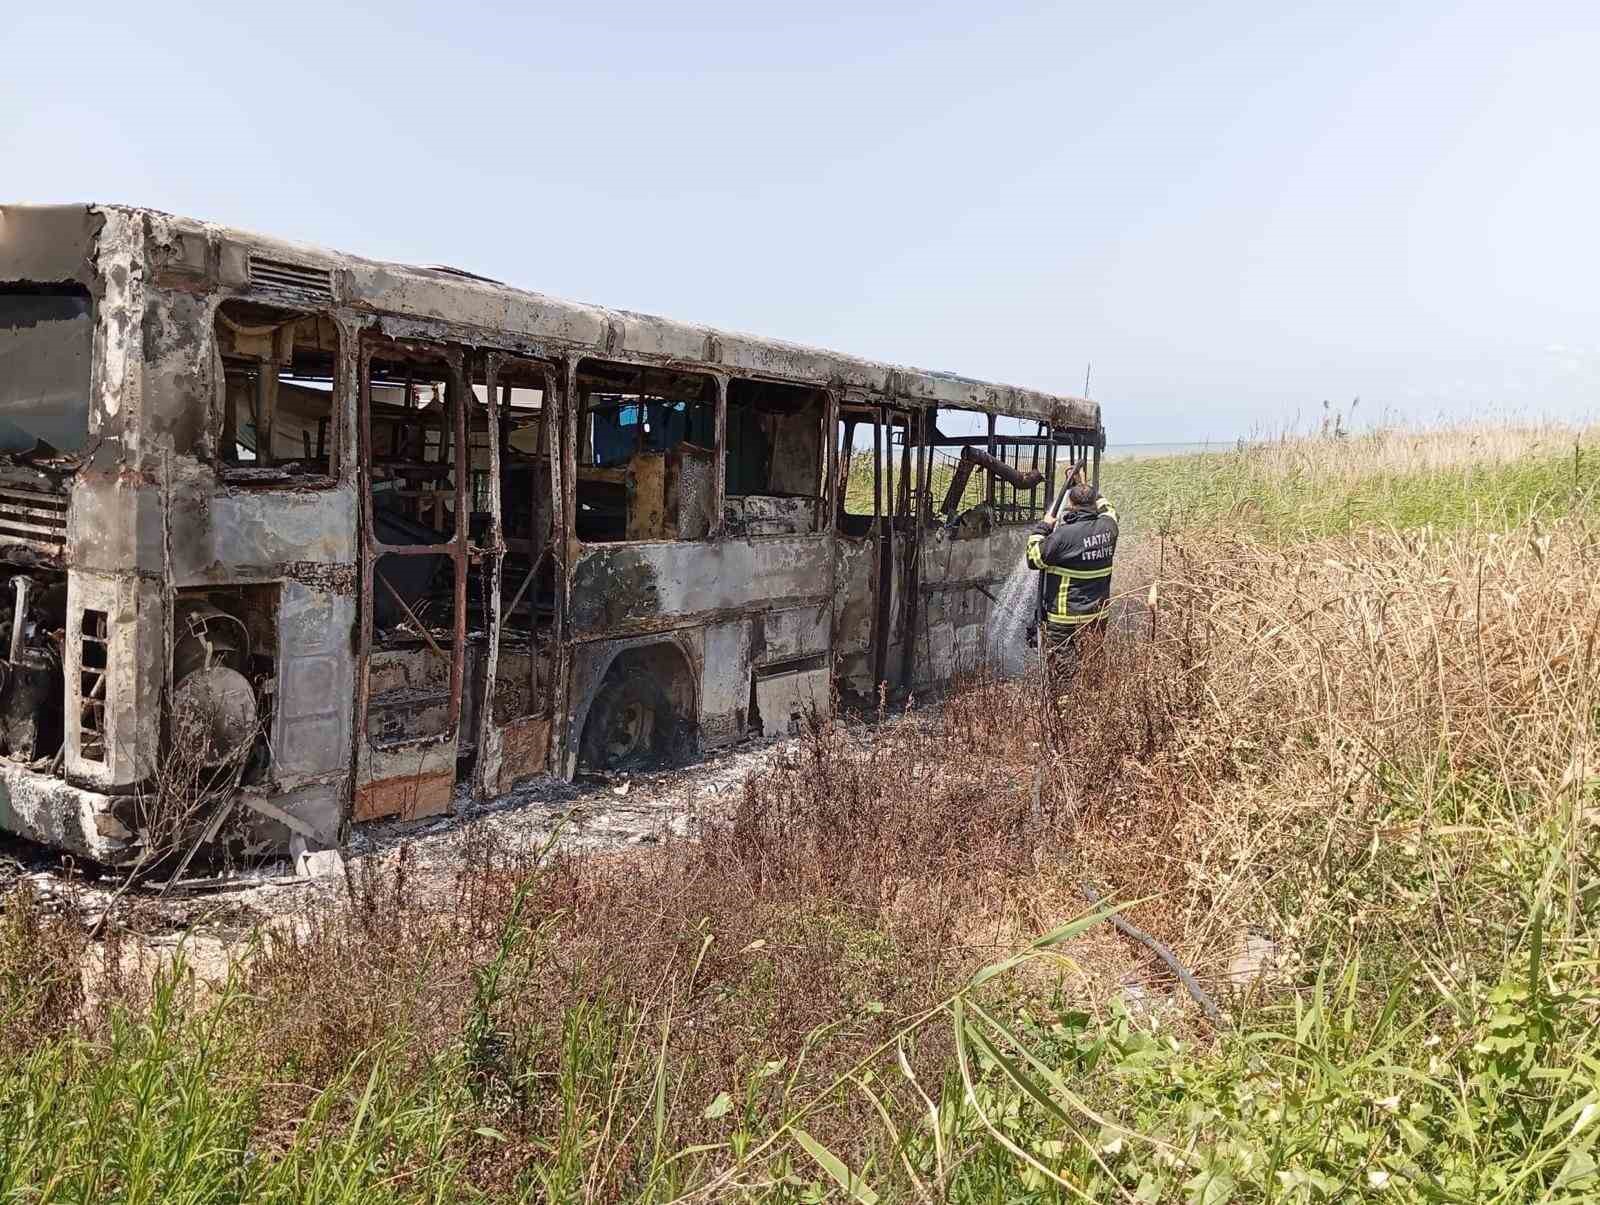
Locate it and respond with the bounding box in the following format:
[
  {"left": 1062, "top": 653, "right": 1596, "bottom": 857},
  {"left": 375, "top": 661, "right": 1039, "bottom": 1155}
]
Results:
[
  {"left": 0, "top": 205, "right": 353, "bottom": 867},
  {"left": 0, "top": 207, "right": 129, "bottom": 859}
]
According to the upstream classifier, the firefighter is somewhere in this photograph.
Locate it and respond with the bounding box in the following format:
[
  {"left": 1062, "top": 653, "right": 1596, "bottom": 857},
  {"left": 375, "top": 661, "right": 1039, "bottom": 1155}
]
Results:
[{"left": 1026, "top": 480, "right": 1118, "bottom": 681}]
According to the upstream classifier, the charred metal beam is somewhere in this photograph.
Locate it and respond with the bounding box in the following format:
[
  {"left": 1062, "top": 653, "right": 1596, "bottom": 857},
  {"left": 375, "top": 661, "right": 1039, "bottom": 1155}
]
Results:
[
  {"left": 962, "top": 445, "right": 1043, "bottom": 490},
  {"left": 939, "top": 457, "right": 977, "bottom": 521},
  {"left": 923, "top": 434, "right": 1087, "bottom": 447}
]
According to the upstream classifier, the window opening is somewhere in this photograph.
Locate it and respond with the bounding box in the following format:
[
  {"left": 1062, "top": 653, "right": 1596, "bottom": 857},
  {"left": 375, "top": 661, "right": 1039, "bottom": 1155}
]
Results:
[
  {"left": 0, "top": 286, "right": 93, "bottom": 461},
  {"left": 724, "top": 379, "right": 825, "bottom": 536},
  {"left": 362, "top": 342, "right": 465, "bottom": 747},
  {"left": 838, "top": 406, "right": 916, "bottom": 525},
  {"left": 836, "top": 406, "right": 880, "bottom": 535},
  {"left": 919, "top": 409, "right": 1081, "bottom": 531},
  {"left": 575, "top": 360, "right": 715, "bottom": 543},
  {"left": 215, "top": 300, "right": 340, "bottom": 483},
  {"left": 479, "top": 357, "right": 556, "bottom": 728}
]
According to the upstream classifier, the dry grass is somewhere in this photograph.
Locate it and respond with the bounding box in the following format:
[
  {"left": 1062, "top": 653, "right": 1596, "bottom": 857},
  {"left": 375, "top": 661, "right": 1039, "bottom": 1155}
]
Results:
[
  {"left": 0, "top": 880, "right": 87, "bottom": 1050},
  {"left": 3, "top": 424, "right": 1599, "bottom": 1200},
  {"left": 222, "top": 696, "right": 1151, "bottom": 1194},
  {"left": 1249, "top": 419, "right": 1595, "bottom": 479},
  {"left": 0, "top": 667, "right": 1160, "bottom": 1197},
  {"left": 1071, "top": 512, "right": 1600, "bottom": 994}
]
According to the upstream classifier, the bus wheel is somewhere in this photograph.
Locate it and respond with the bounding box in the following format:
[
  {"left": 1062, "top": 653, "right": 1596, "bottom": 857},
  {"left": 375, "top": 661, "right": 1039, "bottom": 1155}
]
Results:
[{"left": 580, "top": 668, "right": 671, "bottom": 772}]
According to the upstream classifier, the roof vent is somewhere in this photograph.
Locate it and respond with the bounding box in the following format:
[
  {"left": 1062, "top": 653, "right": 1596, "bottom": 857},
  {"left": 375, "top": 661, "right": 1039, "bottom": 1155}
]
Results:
[{"left": 248, "top": 254, "right": 334, "bottom": 301}]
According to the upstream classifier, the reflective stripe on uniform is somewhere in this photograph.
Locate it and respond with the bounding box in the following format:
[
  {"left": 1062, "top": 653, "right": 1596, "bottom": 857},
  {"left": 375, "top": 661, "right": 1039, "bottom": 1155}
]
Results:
[
  {"left": 1052, "top": 565, "right": 1111, "bottom": 580},
  {"left": 1044, "top": 606, "right": 1107, "bottom": 626}
]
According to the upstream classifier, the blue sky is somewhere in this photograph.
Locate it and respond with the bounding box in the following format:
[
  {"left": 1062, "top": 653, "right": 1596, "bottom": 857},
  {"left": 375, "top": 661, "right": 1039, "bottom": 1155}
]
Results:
[{"left": 4, "top": 1, "right": 1596, "bottom": 442}]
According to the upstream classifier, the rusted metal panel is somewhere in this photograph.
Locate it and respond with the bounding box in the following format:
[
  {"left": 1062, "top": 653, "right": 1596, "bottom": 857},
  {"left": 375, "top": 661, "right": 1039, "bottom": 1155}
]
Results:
[
  {"left": 626, "top": 453, "right": 669, "bottom": 540},
  {"left": 723, "top": 494, "right": 818, "bottom": 536},
  {"left": 352, "top": 766, "right": 453, "bottom": 822},
  {"left": 488, "top": 713, "right": 550, "bottom": 794},
  {"left": 78, "top": 206, "right": 1101, "bottom": 433},
  {"left": 832, "top": 538, "right": 874, "bottom": 659},
  {"left": 919, "top": 585, "right": 988, "bottom": 685},
  {"left": 616, "top": 313, "right": 708, "bottom": 363},
  {"left": 0, "top": 204, "right": 101, "bottom": 287},
  {"left": 551, "top": 359, "right": 579, "bottom": 774},
  {"left": 472, "top": 353, "right": 507, "bottom": 801},
  {"left": 758, "top": 605, "right": 830, "bottom": 664},
  {"left": 65, "top": 471, "right": 159, "bottom": 577},
  {"left": 273, "top": 584, "right": 354, "bottom": 785},
  {"left": 167, "top": 479, "right": 357, "bottom": 574},
  {"left": 919, "top": 524, "right": 1029, "bottom": 587},
  {"left": 673, "top": 445, "right": 717, "bottom": 540},
  {"left": 912, "top": 525, "right": 1031, "bottom": 685},
  {"left": 673, "top": 605, "right": 831, "bottom": 752},
  {"left": 710, "top": 375, "right": 728, "bottom": 536},
  {"left": 348, "top": 263, "right": 611, "bottom": 351}
]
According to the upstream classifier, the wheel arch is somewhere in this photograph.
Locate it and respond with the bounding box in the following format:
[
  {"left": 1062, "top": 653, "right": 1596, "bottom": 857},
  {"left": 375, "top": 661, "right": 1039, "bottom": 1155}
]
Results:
[{"left": 566, "top": 632, "right": 700, "bottom": 776}]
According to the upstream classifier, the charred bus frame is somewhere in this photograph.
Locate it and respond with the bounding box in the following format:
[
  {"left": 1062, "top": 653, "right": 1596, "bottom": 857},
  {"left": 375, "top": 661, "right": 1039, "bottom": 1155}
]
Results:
[{"left": 0, "top": 204, "right": 1103, "bottom": 863}]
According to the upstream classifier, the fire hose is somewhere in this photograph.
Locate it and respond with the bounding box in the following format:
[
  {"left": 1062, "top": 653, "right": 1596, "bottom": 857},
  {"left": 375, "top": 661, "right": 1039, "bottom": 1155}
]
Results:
[{"left": 1080, "top": 883, "right": 1228, "bottom": 1028}]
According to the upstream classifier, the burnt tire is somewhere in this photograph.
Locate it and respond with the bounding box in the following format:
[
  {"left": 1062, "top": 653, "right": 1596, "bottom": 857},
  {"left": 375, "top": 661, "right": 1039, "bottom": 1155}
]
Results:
[{"left": 579, "top": 667, "right": 676, "bottom": 773}]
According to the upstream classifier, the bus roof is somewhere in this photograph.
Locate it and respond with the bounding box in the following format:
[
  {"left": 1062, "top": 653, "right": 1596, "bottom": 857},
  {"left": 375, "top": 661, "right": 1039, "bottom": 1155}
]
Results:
[{"left": 2, "top": 203, "right": 1102, "bottom": 435}]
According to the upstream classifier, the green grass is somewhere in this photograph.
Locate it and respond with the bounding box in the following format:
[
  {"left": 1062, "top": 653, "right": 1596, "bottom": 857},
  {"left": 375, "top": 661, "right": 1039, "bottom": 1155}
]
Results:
[
  {"left": 842, "top": 455, "right": 1051, "bottom": 520},
  {"left": 0, "top": 979, "right": 479, "bottom": 1203},
  {"left": 847, "top": 426, "right": 1600, "bottom": 541},
  {"left": 1100, "top": 426, "right": 1600, "bottom": 541}
]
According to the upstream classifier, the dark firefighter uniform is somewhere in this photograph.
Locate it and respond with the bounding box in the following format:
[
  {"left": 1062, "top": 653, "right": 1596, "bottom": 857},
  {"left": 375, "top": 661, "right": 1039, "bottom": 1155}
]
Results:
[{"left": 1026, "top": 499, "right": 1119, "bottom": 639}]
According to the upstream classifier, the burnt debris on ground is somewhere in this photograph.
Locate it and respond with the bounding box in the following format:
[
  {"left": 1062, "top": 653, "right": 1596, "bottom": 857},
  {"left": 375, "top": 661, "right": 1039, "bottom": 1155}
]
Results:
[{"left": 0, "top": 732, "right": 794, "bottom": 944}]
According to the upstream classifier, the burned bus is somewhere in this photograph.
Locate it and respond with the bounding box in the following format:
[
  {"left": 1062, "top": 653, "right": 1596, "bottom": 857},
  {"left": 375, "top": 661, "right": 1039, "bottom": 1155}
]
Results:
[{"left": 0, "top": 204, "right": 1103, "bottom": 864}]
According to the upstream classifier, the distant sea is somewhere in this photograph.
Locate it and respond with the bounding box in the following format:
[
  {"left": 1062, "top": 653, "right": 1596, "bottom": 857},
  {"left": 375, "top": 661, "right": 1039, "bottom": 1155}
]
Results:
[{"left": 1104, "top": 440, "right": 1229, "bottom": 460}]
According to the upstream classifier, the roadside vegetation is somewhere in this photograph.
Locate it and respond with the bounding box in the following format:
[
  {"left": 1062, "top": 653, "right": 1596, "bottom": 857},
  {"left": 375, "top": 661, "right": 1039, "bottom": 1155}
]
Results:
[
  {"left": 4, "top": 422, "right": 1598, "bottom": 1202},
  {"left": 1103, "top": 420, "right": 1599, "bottom": 540}
]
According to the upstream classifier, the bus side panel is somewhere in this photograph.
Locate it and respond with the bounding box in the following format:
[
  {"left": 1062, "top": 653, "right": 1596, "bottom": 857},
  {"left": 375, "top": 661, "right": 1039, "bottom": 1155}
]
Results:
[
  {"left": 566, "top": 535, "right": 834, "bottom": 767},
  {"left": 568, "top": 534, "right": 832, "bottom": 639},
  {"left": 831, "top": 535, "right": 875, "bottom": 701},
  {"left": 914, "top": 525, "right": 1029, "bottom": 688}
]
